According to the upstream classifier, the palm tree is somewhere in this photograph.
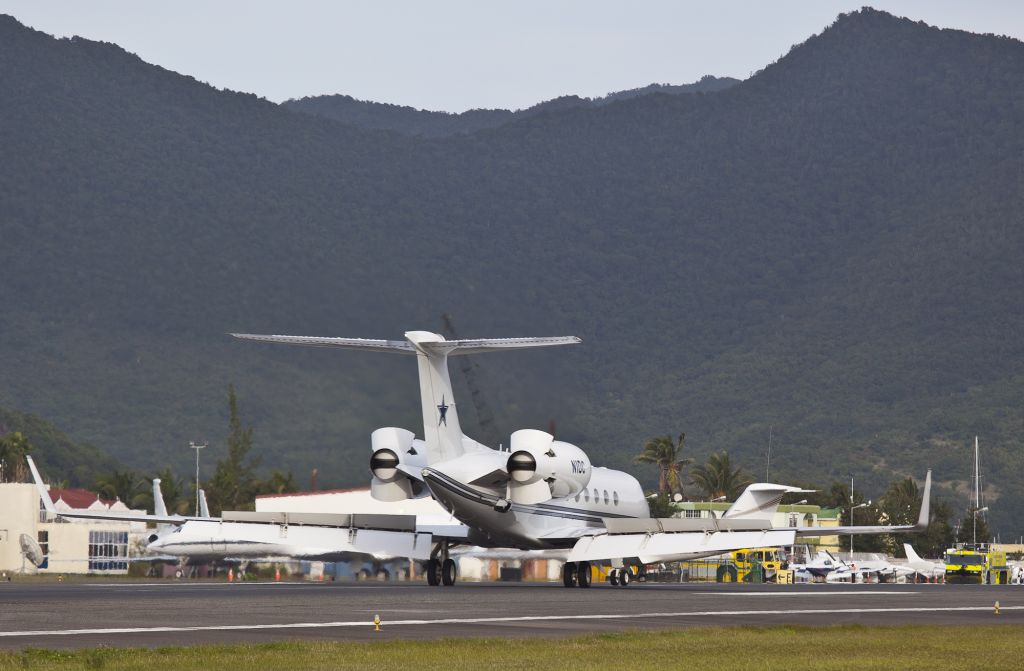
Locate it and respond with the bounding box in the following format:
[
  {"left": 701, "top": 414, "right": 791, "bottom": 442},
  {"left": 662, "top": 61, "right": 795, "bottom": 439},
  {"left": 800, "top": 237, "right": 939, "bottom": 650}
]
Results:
[
  {"left": 0, "top": 431, "right": 33, "bottom": 483},
  {"left": 634, "top": 433, "right": 691, "bottom": 496},
  {"left": 690, "top": 451, "right": 753, "bottom": 500},
  {"left": 94, "top": 469, "right": 146, "bottom": 507},
  {"left": 135, "top": 467, "right": 192, "bottom": 515}
]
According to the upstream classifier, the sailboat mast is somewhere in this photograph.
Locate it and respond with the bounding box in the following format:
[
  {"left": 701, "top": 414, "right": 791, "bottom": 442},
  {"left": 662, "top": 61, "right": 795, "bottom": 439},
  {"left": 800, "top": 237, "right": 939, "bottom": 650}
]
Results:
[{"left": 974, "top": 435, "right": 980, "bottom": 511}]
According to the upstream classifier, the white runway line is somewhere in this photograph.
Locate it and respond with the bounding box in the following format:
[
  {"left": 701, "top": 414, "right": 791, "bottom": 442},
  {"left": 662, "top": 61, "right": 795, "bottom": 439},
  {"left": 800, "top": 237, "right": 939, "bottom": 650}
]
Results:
[
  {"left": 81, "top": 582, "right": 305, "bottom": 588},
  {"left": 702, "top": 591, "right": 919, "bottom": 596},
  {"left": 2, "top": 606, "right": 1021, "bottom": 638}
]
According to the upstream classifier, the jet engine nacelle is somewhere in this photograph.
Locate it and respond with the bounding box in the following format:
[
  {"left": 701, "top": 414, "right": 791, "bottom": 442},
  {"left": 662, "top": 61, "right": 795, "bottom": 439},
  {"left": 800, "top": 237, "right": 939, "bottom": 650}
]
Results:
[
  {"left": 506, "top": 429, "right": 591, "bottom": 505},
  {"left": 370, "top": 427, "right": 428, "bottom": 502}
]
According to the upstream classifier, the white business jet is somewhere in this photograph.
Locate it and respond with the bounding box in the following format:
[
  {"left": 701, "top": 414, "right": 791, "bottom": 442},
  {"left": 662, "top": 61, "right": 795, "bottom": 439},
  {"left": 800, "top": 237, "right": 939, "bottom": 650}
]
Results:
[{"left": 230, "top": 330, "right": 931, "bottom": 588}]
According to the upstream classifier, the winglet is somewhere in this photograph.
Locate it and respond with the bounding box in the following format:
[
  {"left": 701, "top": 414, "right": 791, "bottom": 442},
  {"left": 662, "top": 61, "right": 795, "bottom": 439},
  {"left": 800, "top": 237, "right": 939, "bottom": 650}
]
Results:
[
  {"left": 152, "top": 478, "right": 168, "bottom": 517},
  {"left": 26, "top": 456, "right": 56, "bottom": 518},
  {"left": 914, "top": 469, "right": 932, "bottom": 530}
]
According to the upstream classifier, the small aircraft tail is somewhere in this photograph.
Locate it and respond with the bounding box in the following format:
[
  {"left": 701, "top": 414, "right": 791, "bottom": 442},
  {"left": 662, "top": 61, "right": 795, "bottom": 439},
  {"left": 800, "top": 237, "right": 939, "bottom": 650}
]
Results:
[
  {"left": 723, "top": 483, "right": 814, "bottom": 521},
  {"left": 904, "top": 543, "right": 924, "bottom": 563},
  {"left": 152, "top": 479, "right": 168, "bottom": 517},
  {"left": 199, "top": 489, "right": 210, "bottom": 518},
  {"left": 231, "top": 331, "right": 580, "bottom": 464}
]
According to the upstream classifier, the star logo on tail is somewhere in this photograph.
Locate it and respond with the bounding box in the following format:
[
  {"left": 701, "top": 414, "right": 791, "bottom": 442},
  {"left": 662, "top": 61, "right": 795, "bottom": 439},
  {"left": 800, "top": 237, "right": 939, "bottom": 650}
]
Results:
[{"left": 437, "top": 396, "right": 449, "bottom": 426}]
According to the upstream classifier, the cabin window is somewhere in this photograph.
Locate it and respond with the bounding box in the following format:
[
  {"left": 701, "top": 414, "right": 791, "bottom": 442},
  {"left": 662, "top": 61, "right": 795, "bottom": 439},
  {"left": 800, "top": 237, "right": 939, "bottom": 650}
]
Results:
[
  {"left": 613, "top": 491, "right": 619, "bottom": 506},
  {"left": 583, "top": 490, "right": 590, "bottom": 503},
  {"left": 603, "top": 490, "right": 609, "bottom": 504}
]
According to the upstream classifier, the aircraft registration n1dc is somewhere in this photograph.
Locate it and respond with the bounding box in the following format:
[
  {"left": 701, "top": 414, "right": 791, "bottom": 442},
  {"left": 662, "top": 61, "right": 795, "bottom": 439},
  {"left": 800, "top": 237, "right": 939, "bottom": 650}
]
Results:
[{"left": 28, "top": 330, "right": 930, "bottom": 587}]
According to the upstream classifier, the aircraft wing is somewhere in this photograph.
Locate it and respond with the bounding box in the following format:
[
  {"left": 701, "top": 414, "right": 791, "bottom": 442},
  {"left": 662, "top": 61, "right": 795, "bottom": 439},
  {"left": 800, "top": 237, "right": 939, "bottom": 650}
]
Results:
[
  {"left": 569, "top": 528, "right": 797, "bottom": 564},
  {"left": 27, "top": 456, "right": 202, "bottom": 525},
  {"left": 29, "top": 456, "right": 470, "bottom": 562},
  {"left": 791, "top": 469, "right": 932, "bottom": 537},
  {"left": 149, "top": 513, "right": 466, "bottom": 562}
]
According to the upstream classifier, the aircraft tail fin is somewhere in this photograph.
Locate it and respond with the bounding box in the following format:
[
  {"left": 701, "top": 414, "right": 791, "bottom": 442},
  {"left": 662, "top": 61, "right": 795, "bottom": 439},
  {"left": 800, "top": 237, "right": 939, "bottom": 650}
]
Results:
[
  {"left": 26, "top": 456, "right": 56, "bottom": 518},
  {"left": 723, "top": 483, "right": 815, "bottom": 521},
  {"left": 231, "top": 331, "right": 580, "bottom": 464},
  {"left": 199, "top": 489, "right": 210, "bottom": 518},
  {"left": 152, "top": 479, "right": 168, "bottom": 517},
  {"left": 904, "top": 543, "right": 924, "bottom": 563}
]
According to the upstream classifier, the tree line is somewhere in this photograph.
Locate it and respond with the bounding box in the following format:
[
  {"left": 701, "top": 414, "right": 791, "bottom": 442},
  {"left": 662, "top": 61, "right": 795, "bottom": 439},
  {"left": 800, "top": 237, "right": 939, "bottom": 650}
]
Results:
[
  {"left": 633, "top": 432, "right": 978, "bottom": 558},
  {"left": 0, "top": 385, "right": 296, "bottom": 515}
]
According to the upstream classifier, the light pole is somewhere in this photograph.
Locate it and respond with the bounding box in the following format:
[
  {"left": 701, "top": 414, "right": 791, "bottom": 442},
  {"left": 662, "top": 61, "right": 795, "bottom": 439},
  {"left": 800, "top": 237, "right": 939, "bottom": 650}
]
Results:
[
  {"left": 189, "top": 441, "right": 207, "bottom": 515},
  {"left": 850, "top": 502, "right": 870, "bottom": 559}
]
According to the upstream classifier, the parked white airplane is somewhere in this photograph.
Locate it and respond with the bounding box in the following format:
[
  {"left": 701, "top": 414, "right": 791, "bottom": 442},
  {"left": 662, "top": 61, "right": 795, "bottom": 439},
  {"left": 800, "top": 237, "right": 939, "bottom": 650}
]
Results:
[
  {"left": 29, "top": 330, "right": 930, "bottom": 585},
  {"left": 903, "top": 543, "right": 945, "bottom": 580}
]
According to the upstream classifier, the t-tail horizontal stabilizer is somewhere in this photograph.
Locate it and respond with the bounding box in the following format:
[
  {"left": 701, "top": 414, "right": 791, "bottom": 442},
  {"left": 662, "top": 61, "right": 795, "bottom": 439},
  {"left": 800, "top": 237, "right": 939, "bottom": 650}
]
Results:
[{"left": 231, "top": 330, "right": 580, "bottom": 464}]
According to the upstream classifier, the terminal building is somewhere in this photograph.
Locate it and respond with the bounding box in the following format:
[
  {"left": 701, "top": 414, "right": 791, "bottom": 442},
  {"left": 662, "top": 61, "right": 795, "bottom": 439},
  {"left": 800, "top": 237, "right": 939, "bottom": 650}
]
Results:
[
  {"left": 672, "top": 500, "right": 842, "bottom": 554},
  {"left": 0, "top": 482, "right": 146, "bottom": 575}
]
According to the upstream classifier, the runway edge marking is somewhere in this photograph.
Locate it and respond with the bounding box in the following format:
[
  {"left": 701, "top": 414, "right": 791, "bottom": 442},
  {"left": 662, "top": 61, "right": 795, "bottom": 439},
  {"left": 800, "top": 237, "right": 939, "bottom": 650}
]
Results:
[{"left": 2, "top": 606, "right": 1023, "bottom": 638}]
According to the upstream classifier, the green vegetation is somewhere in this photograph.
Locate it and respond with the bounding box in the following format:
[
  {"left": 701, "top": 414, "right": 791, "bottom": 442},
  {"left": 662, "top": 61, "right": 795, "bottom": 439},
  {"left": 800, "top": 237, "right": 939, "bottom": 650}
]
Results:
[
  {"left": 1, "top": 9, "right": 1023, "bottom": 534},
  {"left": 690, "top": 451, "right": 754, "bottom": 501},
  {"left": 284, "top": 75, "right": 739, "bottom": 137},
  {"left": 3, "top": 626, "right": 1024, "bottom": 670},
  {"left": 0, "top": 408, "right": 120, "bottom": 487},
  {"left": 633, "top": 432, "right": 691, "bottom": 496}
]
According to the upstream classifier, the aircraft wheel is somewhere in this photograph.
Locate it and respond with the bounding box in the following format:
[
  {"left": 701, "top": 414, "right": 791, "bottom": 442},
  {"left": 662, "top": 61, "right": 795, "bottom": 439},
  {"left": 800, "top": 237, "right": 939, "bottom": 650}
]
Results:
[
  {"left": 619, "top": 568, "right": 631, "bottom": 587},
  {"left": 609, "top": 569, "right": 620, "bottom": 586},
  {"left": 577, "top": 561, "right": 592, "bottom": 588},
  {"left": 426, "top": 558, "right": 440, "bottom": 586},
  {"left": 562, "top": 562, "right": 578, "bottom": 588},
  {"left": 441, "top": 558, "right": 457, "bottom": 586}
]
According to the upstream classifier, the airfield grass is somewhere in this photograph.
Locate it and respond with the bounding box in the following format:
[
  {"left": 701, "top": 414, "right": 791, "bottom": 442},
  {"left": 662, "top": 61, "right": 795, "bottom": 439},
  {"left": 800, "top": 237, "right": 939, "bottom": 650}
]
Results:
[{"left": 3, "top": 625, "right": 1023, "bottom": 671}]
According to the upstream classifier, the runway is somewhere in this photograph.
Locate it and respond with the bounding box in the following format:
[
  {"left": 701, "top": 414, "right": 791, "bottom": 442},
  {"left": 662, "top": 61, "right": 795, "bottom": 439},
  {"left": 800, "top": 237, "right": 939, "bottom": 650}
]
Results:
[{"left": 1, "top": 580, "right": 1021, "bottom": 649}]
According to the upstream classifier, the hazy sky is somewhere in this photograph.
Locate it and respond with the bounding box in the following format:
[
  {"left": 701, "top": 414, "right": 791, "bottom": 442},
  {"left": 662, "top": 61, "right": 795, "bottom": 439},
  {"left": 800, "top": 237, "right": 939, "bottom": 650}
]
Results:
[{"left": 2, "top": 1, "right": 1022, "bottom": 111}]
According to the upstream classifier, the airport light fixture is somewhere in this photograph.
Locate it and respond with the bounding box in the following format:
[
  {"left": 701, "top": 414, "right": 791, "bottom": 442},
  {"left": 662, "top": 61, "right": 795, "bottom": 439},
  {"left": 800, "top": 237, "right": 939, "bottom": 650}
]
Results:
[
  {"left": 850, "top": 501, "right": 871, "bottom": 558},
  {"left": 189, "top": 441, "right": 207, "bottom": 515}
]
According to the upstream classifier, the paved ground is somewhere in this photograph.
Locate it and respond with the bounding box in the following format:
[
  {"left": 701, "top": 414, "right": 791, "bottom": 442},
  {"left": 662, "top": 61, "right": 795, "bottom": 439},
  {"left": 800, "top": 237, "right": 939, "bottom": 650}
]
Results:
[{"left": 1, "top": 580, "right": 1021, "bottom": 649}]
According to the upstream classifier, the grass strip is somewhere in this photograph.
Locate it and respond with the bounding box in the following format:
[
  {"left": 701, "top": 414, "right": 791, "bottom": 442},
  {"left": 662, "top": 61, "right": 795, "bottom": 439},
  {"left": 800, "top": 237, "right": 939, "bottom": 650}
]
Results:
[{"left": 3, "top": 624, "right": 1023, "bottom": 671}]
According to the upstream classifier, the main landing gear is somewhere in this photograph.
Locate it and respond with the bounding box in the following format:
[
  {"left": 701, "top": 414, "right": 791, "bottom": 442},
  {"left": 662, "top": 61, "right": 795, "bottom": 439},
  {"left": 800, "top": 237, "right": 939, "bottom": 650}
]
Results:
[
  {"left": 427, "top": 541, "right": 458, "bottom": 587},
  {"left": 562, "top": 562, "right": 633, "bottom": 588}
]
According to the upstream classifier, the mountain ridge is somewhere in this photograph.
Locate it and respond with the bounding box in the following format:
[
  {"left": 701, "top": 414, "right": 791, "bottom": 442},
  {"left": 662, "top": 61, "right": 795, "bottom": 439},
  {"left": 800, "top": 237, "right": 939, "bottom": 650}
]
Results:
[{"left": 1, "top": 8, "right": 1022, "bottom": 532}]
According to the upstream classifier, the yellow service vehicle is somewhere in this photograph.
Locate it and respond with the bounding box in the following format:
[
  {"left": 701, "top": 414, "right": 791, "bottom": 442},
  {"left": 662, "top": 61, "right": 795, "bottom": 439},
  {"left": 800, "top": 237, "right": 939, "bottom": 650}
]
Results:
[
  {"left": 697, "top": 548, "right": 785, "bottom": 583},
  {"left": 945, "top": 545, "right": 1009, "bottom": 584}
]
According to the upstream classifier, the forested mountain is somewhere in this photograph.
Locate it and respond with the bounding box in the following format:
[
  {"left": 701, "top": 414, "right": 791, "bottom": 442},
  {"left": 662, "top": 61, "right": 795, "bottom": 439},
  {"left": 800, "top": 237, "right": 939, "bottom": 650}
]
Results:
[
  {"left": 283, "top": 76, "right": 739, "bottom": 137},
  {"left": 0, "top": 407, "right": 121, "bottom": 486},
  {"left": 1, "top": 9, "right": 1022, "bottom": 532}
]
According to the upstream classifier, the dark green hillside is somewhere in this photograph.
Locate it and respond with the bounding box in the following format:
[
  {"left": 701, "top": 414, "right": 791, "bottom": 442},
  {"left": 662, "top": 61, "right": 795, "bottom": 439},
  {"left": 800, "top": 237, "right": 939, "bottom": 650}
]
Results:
[
  {"left": 1, "top": 9, "right": 1022, "bottom": 532},
  {"left": 0, "top": 406, "right": 121, "bottom": 486},
  {"left": 283, "top": 76, "right": 739, "bottom": 137}
]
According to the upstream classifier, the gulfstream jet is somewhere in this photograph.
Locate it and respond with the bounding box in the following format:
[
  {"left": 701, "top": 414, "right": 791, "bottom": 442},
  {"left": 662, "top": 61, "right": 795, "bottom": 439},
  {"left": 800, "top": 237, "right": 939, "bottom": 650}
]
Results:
[{"left": 231, "top": 330, "right": 932, "bottom": 588}]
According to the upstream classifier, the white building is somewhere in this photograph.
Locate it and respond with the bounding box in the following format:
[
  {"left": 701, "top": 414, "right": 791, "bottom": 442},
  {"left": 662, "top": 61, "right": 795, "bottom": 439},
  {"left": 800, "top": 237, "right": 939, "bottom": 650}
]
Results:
[{"left": 0, "top": 482, "right": 147, "bottom": 575}]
